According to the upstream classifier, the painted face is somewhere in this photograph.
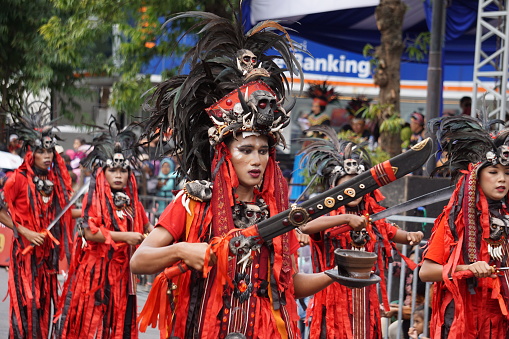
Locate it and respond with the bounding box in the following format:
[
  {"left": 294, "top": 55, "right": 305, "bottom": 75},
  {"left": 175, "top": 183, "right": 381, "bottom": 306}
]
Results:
[
  {"left": 479, "top": 164, "right": 509, "bottom": 201},
  {"left": 161, "top": 161, "right": 171, "bottom": 175},
  {"left": 33, "top": 148, "right": 54, "bottom": 170},
  {"left": 412, "top": 314, "right": 424, "bottom": 335},
  {"left": 105, "top": 167, "right": 129, "bottom": 190},
  {"left": 337, "top": 174, "right": 363, "bottom": 207},
  {"left": 228, "top": 134, "right": 269, "bottom": 193}
]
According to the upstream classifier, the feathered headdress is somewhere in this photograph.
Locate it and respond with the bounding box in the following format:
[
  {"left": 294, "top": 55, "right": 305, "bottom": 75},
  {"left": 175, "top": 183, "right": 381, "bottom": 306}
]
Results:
[
  {"left": 142, "top": 10, "right": 304, "bottom": 181},
  {"left": 307, "top": 81, "right": 339, "bottom": 107},
  {"left": 427, "top": 113, "right": 506, "bottom": 180},
  {"left": 299, "top": 125, "right": 371, "bottom": 188},
  {"left": 81, "top": 117, "right": 142, "bottom": 171},
  {"left": 346, "top": 96, "right": 371, "bottom": 117},
  {"left": 10, "top": 101, "right": 61, "bottom": 152}
]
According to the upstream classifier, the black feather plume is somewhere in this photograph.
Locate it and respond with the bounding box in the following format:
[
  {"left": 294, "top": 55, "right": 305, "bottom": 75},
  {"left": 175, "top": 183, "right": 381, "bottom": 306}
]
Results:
[
  {"left": 142, "top": 8, "right": 304, "bottom": 181},
  {"left": 427, "top": 114, "right": 496, "bottom": 180},
  {"left": 9, "top": 101, "right": 62, "bottom": 152},
  {"left": 81, "top": 117, "right": 143, "bottom": 171},
  {"left": 299, "top": 126, "right": 371, "bottom": 188}
]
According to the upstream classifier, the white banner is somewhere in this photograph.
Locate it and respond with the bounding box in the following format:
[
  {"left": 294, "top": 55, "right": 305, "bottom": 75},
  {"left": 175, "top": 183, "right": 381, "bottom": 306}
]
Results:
[{"left": 249, "top": 0, "right": 380, "bottom": 24}]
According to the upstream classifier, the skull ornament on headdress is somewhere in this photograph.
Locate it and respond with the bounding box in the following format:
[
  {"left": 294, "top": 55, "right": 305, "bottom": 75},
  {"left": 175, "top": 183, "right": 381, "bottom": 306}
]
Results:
[
  {"left": 81, "top": 117, "right": 141, "bottom": 173},
  {"left": 10, "top": 101, "right": 61, "bottom": 153},
  {"left": 42, "top": 135, "right": 57, "bottom": 149},
  {"left": 496, "top": 144, "right": 509, "bottom": 166},
  {"left": 206, "top": 80, "right": 291, "bottom": 146},
  {"left": 300, "top": 126, "right": 371, "bottom": 188},
  {"left": 106, "top": 151, "right": 129, "bottom": 169},
  {"left": 236, "top": 49, "right": 257, "bottom": 74}
]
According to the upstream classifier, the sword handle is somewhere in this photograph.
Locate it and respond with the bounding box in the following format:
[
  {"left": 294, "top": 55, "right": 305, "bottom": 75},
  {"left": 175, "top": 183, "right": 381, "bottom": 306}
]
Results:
[
  {"left": 164, "top": 261, "right": 189, "bottom": 279},
  {"left": 451, "top": 270, "right": 474, "bottom": 280},
  {"left": 451, "top": 266, "right": 501, "bottom": 280},
  {"left": 21, "top": 244, "right": 34, "bottom": 255}
]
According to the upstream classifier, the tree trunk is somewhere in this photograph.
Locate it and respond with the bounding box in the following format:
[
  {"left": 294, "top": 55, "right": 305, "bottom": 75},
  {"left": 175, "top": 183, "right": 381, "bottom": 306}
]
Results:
[{"left": 374, "top": 0, "right": 406, "bottom": 157}]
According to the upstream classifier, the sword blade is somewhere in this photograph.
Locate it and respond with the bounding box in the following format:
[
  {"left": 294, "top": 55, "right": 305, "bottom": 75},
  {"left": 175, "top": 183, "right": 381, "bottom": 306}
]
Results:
[
  {"left": 46, "top": 181, "right": 90, "bottom": 232},
  {"left": 370, "top": 185, "right": 454, "bottom": 222}
]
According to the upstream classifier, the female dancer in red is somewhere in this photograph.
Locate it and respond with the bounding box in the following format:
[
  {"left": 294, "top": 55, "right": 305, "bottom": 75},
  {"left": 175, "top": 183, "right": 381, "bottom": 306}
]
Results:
[
  {"left": 420, "top": 115, "right": 509, "bottom": 338},
  {"left": 56, "top": 121, "right": 153, "bottom": 338},
  {"left": 299, "top": 126, "right": 423, "bottom": 339}
]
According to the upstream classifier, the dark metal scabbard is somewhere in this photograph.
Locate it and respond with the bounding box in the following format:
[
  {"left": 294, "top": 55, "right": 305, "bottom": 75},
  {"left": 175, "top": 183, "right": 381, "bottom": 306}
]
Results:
[{"left": 257, "top": 138, "right": 433, "bottom": 241}]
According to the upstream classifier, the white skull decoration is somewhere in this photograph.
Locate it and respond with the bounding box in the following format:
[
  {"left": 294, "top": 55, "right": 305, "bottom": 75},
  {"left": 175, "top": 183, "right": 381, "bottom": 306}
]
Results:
[
  {"left": 113, "top": 191, "right": 131, "bottom": 208},
  {"left": 343, "top": 158, "right": 359, "bottom": 175},
  {"left": 236, "top": 49, "right": 257, "bottom": 74},
  {"left": 106, "top": 152, "right": 128, "bottom": 169},
  {"left": 41, "top": 135, "right": 56, "bottom": 149},
  {"left": 486, "top": 150, "right": 497, "bottom": 164},
  {"left": 497, "top": 145, "right": 509, "bottom": 165},
  {"left": 248, "top": 90, "right": 276, "bottom": 131}
]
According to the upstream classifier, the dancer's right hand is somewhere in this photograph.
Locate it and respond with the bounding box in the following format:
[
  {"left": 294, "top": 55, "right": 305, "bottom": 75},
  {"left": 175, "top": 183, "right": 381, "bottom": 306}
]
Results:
[
  {"left": 179, "top": 242, "right": 217, "bottom": 271},
  {"left": 457, "top": 261, "right": 496, "bottom": 279},
  {"left": 347, "top": 214, "right": 367, "bottom": 231},
  {"left": 123, "top": 232, "right": 145, "bottom": 245},
  {"left": 18, "top": 225, "right": 46, "bottom": 246}
]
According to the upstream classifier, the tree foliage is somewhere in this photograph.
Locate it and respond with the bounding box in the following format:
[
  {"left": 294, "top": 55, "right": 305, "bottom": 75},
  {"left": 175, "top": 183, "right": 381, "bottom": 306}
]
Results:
[
  {"left": 41, "top": 0, "right": 235, "bottom": 120},
  {"left": 0, "top": 0, "right": 89, "bottom": 142},
  {"left": 1, "top": 0, "right": 233, "bottom": 145}
]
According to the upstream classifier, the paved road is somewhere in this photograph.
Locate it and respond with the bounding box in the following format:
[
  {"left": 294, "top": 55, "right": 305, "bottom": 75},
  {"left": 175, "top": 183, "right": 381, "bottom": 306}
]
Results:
[{"left": 0, "top": 267, "right": 161, "bottom": 338}]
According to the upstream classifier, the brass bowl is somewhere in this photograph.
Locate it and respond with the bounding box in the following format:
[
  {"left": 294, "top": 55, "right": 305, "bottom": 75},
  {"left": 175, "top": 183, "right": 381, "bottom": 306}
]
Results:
[{"left": 334, "top": 249, "right": 377, "bottom": 279}]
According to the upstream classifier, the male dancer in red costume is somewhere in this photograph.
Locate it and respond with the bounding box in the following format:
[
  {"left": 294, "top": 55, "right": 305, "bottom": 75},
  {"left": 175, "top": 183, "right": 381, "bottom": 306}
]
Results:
[
  {"left": 3, "top": 112, "right": 75, "bottom": 338},
  {"left": 130, "top": 10, "right": 365, "bottom": 339}
]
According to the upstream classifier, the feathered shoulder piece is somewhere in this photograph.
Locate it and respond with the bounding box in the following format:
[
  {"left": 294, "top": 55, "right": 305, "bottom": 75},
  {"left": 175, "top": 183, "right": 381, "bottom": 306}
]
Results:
[
  {"left": 10, "top": 101, "right": 61, "bottom": 152},
  {"left": 307, "top": 81, "right": 339, "bottom": 107},
  {"left": 142, "top": 7, "right": 304, "bottom": 181},
  {"left": 81, "top": 117, "right": 142, "bottom": 171},
  {"left": 299, "top": 126, "right": 371, "bottom": 188},
  {"left": 427, "top": 113, "right": 506, "bottom": 180}
]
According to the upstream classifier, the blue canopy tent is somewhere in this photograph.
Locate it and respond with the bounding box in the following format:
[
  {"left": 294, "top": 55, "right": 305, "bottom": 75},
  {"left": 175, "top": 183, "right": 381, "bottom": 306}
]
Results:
[
  {"left": 241, "top": 0, "right": 501, "bottom": 196},
  {"left": 241, "top": 0, "right": 497, "bottom": 66}
]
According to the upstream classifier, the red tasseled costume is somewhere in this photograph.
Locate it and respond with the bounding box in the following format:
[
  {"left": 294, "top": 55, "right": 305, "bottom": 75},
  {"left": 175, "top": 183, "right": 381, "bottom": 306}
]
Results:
[
  {"left": 306, "top": 190, "right": 415, "bottom": 339},
  {"left": 138, "top": 144, "right": 301, "bottom": 339},
  {"left": 423, "top": 167, "right": 509, "bottom": 339},
  {"left": 3, "top": 150, "right": 74, "bottom": 338},
  {"left": 55, "top": 168, "right": 147, "bottom": 339}
]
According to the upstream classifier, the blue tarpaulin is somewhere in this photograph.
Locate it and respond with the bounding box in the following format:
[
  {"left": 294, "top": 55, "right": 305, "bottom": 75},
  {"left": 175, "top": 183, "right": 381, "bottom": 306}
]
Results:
[{"left": 241, "top": 0, "right": 497, "bottom": 66}]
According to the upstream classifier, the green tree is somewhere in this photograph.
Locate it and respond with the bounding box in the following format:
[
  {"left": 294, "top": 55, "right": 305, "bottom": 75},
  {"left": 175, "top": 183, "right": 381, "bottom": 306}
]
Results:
[
  {"left": 41, "top": 0, "right": 234, "bottom": 122},
  {"left": 362, "top": 0, "right": 429, "bottom": 157},
  {"left": 0, "top": 0, "right": 91, "bottom": 143}
]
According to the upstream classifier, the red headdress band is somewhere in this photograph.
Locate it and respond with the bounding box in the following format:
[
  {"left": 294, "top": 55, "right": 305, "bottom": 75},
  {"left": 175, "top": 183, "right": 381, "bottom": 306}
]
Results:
[{"left": 205, "top": 79, "right": 290, "bottom": 146}]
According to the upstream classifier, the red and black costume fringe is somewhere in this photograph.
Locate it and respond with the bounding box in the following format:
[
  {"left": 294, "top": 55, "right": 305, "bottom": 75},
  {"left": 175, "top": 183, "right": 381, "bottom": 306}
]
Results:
[
  {"left": 55, "top": 169, "right": 147, "bottom": 339},
  {"left": 3, "top": 150, "right": 74, "bottom": 338},
  {"left": 307, "top": 190, "right": 416, "bottom": 339}
]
